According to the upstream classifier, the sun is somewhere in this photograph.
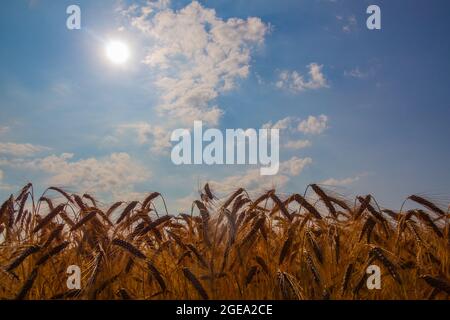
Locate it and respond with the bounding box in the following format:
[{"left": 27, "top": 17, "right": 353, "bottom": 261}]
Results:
[{"left": 105, "top": 40, "right": 130, "bottom": 65}]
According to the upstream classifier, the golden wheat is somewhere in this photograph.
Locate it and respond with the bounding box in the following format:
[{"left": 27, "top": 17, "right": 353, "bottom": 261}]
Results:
[{"left": 0, "top": 183, "right": 448, "bottom": 300}]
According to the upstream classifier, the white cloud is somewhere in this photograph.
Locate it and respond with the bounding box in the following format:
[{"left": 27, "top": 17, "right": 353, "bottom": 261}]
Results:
[
  {"left": 262, "top": 116, "right": 297, "bottom": 131},
  {"left": 276, "top": 63, "right": 328, "bottom": 93},
  {"left": 3, "top": 153, "right": 151, "bottom": 197},
  {"left": 320, "top": 175, "right": 361, "bottom": 186},
  {"left": 210, "top": 156, "right": 312, "bottom": 194},
  {"left": 262, "top": 115, "right": 328, "bottom": 149},
  {"left": 0, "top": 142, "right": 50, "bottom": 157},
  {"left": 123, "top": 1, "right": 268, "bottom": 131},
  {"left": 298, "top": 115, "right": 329, "bottom": 135},
  {"left": 284, "top": 139, "right": 311, "bottom": 150}
]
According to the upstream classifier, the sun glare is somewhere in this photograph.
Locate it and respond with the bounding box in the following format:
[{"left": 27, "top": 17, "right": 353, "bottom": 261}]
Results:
[{"left": 105, "top": 40, "right": 130, "bottom": 65}]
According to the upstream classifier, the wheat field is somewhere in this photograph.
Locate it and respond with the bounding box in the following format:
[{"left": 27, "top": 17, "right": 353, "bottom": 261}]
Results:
[{"left": 0, "top": 183, "right": 448, "bottom": 300}]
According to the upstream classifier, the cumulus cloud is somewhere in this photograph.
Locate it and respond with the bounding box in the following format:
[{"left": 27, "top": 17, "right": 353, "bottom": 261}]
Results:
[
  {"left": 0, "top": 142, "right": 50, "bottom": 157},
  {"left": 210, "top": 156, "right": 312, "bottom": 194},
  {"left": 3, "top": 153, "right": 151, "bottom": 197},
  {"left": 276, "top": 63, "right": 328, "bottom": 93},
  {"left": 122, "top": 0, "right": 268, "bottom": 132},
  {"left": 298, "top": 115, "right": 329, "bottom": 135}
]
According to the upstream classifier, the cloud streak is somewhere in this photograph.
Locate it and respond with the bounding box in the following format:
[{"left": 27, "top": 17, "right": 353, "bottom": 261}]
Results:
[
  {"left": 320, "top": 175, "right": 362, "bottom": 187},
  {"left": 0, "top": 142, "right": 50, "bottom": 157}
]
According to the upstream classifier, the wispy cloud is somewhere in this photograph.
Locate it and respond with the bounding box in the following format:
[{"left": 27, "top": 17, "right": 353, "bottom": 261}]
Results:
[
  {"left": 276, "top": 63, "right": 328, "bottom": 93},
  {"left": 262, "top": 116, "right": 297, "bottom": 132},
  {"left": 320, "top": 174, "right": 363, "bottom": 186},
  {"left": 0, "top": 142, "right": 50, "bottom": 157},
  {"left": 284, "top": 139, "right": 312, "bottom": 150},
  {"left": 116, "top": 122, "right": 171, "bottom": 153},
  {"left": 117, "top": 122, "right": 153, "bottom": 145},
  {"left": 344, "top": 67, "right": 368, "bottom": 79},
  {"left": 336, "top": 15, "right": 357, "bottom": 33},
  {"left": 344, "top": 62, "right": 381, "bottom": 80}
]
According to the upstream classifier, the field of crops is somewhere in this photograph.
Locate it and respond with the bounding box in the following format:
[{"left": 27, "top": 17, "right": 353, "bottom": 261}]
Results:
[{"left": 0, "top": 183, "right": 449, "bottom": 300}]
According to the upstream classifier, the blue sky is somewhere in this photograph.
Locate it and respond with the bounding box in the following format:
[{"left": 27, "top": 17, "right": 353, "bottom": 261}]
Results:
[{"left": 0, "top": 0, "right": 449, "bottom": 211}]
